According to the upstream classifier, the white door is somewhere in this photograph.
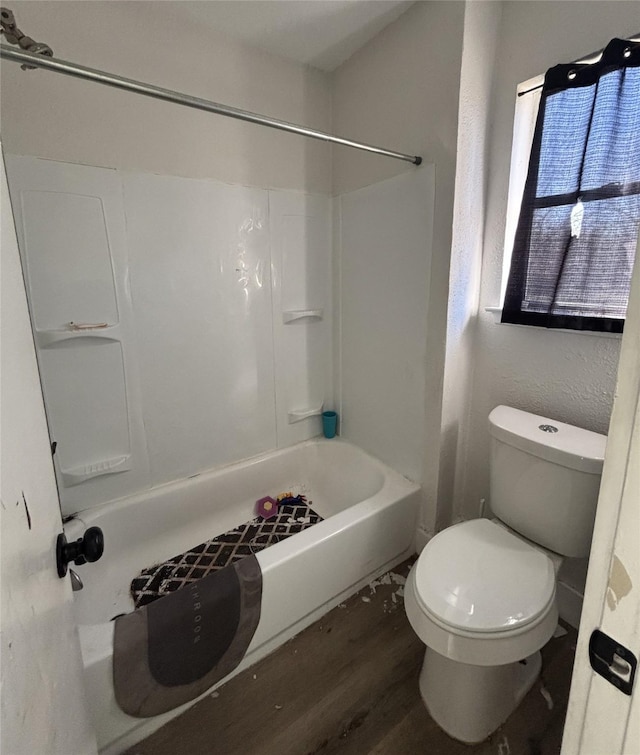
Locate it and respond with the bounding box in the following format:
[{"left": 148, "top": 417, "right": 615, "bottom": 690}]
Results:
[
  {"left": 562, "top": 235, "right": 640, "bottom": 754},
  {"left": 0, "top": 146, "right": 97, "bottom": 755}
]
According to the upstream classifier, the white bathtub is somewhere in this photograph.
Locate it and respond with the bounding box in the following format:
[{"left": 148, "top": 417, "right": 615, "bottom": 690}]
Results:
[{"left": 69, "top": 438, "right": 420, "bottom": 754}]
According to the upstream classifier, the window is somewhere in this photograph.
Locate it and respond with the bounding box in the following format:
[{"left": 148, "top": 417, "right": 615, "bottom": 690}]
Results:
[{"left": 501, "top": 37, "right": 640, "bottom": 333}]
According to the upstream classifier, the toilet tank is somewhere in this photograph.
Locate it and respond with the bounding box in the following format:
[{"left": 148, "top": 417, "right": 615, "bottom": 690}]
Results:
[{"left": 488, "top": 406, "right": 607, "bottom": 558}]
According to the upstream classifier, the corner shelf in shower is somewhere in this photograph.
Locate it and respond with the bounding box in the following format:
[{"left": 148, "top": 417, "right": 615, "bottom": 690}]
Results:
[
  {"left": 287, "top": 404, "right": 324, "bottom": 424},
  {"left": 282, "top": 309, "right": 323, "bottom": 324},
  {"left": 34, "top": 323, "right": 133, "bottom": 487},
  {"left": 61, "top": 454, "right": 132, "bottom": 487},
  {"left": 35, "top": 324, "right": 121, "bottom": 348}
]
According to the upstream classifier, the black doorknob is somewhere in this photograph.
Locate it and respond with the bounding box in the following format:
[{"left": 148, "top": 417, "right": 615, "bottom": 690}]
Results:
[{"left": 56, "top": 526, "right": 104, "bottom": 578}]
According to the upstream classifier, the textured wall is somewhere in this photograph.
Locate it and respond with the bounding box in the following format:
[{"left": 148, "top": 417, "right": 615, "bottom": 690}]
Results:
[
  {"left": 438, "top": 1, "right": 503, "bottom": 532},
  {"left": 0, "top": 1, "right": 332, "bottom": 193},
  {"left": 450, "top": 1, "right": 639, "bottom": 605},
  {"left": 457, "top": 0, "right": 639, "bottom": 524}
]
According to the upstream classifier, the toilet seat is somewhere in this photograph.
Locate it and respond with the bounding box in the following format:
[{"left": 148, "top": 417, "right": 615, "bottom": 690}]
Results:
[
  {"left": 404, "top": 519, "right": 559, "bottom": 666},
  {"left": 413, "top": 519, "right": 556, "bottom": 634}
]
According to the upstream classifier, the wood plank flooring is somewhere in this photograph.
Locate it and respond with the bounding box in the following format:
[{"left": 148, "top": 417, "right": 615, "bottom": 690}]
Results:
[{"left": 127, "top": 558, "right": 577, "bottom": 755}]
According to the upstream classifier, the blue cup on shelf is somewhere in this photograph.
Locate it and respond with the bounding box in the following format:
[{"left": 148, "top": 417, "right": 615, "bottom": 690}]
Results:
[{"left": 322, "top": 410, "right": 338, "bottom": 439}]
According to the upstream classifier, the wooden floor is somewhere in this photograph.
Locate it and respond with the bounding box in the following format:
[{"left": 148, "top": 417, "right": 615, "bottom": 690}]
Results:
[{"left": 127, "top": 559, "right": 577, "bottom": 755}]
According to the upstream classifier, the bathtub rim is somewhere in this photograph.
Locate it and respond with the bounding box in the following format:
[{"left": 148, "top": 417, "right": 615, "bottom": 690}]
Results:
[{"left": 70, "top": 436, "right": 417, "bottom": 526}]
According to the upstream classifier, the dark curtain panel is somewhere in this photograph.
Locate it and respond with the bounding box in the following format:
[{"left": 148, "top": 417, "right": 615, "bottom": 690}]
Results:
[{"left": 502, "top": 38, "right": 640, "bottom": 333}]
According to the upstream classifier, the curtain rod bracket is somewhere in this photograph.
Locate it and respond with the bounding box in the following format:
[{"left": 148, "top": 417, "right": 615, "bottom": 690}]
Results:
[{"left": 0, "top": 7, "right": 53, "bottom": 69}]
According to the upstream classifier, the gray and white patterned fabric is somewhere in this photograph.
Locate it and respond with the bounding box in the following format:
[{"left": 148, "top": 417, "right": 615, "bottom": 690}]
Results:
[{"left": 130, "top": 497, "right": 323, "bottom": 609}]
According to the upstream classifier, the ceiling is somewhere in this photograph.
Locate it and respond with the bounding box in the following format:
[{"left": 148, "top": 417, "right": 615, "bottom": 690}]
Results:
[{"left": 175, "top": 1, "right": 415, "bottom": 72}]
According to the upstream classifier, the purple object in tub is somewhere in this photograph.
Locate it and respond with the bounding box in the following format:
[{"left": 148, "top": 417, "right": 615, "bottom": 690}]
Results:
[{"left": 256, "top": 496, "right": 278, "bottom": 519}]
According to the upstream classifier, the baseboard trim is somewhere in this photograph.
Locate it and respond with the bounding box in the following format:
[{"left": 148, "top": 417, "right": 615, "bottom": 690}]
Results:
[
  {"left": 415, "top": 525, "right": 433, "bottom": 553},
  {"left": 556, "top": 580, "right": 583, "bottom": 630}
]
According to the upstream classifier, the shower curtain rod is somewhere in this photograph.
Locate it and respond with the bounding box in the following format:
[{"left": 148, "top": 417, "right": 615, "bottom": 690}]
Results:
[{"left": 0, "top": 45, "right": 423, "bottom": 166}]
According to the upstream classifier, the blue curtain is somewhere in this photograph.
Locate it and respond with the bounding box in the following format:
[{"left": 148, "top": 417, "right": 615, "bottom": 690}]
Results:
[{"left": 503, "top": 38, "right": 640, "bottom": 333}]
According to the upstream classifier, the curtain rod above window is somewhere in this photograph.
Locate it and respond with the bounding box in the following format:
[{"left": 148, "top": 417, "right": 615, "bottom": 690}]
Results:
[
  {"left": 0, "top": 44, "right": 423, "bottom": 166},
  {"left": 518, "top": 33, "right": 640, "bottom": 97}
]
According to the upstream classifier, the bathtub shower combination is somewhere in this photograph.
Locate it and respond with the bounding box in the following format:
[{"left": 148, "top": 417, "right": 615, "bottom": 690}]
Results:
[
  {"left": 1, "top": 15, "right": 429, "bottom": 754},
  {"left": 7, "top": 151, "right": 431, "bottom": 754},
  {"left": 70, "top": 439, "right": 419, "bottom": 753}
]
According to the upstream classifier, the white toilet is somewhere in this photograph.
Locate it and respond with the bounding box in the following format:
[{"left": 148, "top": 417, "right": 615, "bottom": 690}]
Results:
[{"left": 405, "top": 405, "right": 607, "bottom": 744}]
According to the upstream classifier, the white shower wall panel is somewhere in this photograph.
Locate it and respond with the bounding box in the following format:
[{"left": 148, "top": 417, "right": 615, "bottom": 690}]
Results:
[
  {"left": 269, "top": 191, "right": 333, "bottom": 447},
  {"left": 124, "top": 173, "right": 277, "bottom": 487},
  {"left": 6, "top": 157, "right": 151, "bottom": 516},
  {"left": 6, "top": 156, "right": 333, "bottom": 515},
  {"left": 338, "top": 168, "right": 435, "bottom": 482}
]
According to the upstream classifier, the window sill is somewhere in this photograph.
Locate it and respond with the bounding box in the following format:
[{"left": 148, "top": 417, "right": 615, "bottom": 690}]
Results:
[{"left": 484, "top": 307, "right": 623, "bottom": 339}]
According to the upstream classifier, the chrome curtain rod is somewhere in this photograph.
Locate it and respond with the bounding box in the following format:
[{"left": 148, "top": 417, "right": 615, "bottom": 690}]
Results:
[
  {"left": 518, "top": 33, "right": 640, "bottom": 97},
  {"left": 0, "top": 45, "right": 422, "bottom": 166}
]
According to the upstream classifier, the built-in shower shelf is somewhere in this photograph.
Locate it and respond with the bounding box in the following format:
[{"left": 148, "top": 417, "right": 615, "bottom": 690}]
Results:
[
  {"left": 287, "top": 404, "right": 324, "bottom": 424},
  {"left": 61, "top": 454, "right": 131, "bottom": 486},
  {"left": 282, "top": 309, "right": 323, "bottom": 324},
  {"left": 36, "top": 325, "right": 120, "bottom": 348}
]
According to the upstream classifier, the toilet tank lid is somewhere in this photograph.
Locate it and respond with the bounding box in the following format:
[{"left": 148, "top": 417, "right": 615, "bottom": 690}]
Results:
[{"left": 489, "top": 406, "right": 607, "bottom": 474}]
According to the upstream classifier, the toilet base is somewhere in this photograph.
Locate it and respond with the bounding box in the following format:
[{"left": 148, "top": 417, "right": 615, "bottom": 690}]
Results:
[{"left": 419, "top": 647, "right": 542, "bottom": 743}]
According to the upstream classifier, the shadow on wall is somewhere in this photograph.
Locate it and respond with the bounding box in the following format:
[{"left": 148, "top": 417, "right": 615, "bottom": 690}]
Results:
[{"left": 435, "top": 421, "right": 458, "bottom": 532}]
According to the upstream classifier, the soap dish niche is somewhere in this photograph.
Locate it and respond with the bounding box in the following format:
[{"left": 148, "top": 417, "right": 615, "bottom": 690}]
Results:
[
  {"left": 287, "top": 404, "right": 323, "bottom": 425},
  {"left": 61, "top": 454, "right": 132, "bottom": 487},
  {"left": 282, "top": 309, "right": 323, "bottom": 324}
]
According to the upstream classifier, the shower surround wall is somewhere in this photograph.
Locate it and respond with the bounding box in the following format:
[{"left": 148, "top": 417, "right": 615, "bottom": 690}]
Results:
[
  {"left": 335, "top": 169, "right": 435, "bottom": 484},
  {"left": 1, "top": 0, "right": 333, "bottom": 516},
  {"left": 2, "top": 0, "right": 437, "bottom": 517},
  {"left": 332, "top": 0, "right": 466, "bottom": 533},
  {"left": 7, "top": 156, "right": 332, "bottom": 514}
]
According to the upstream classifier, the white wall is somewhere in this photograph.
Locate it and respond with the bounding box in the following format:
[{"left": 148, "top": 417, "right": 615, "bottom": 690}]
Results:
[
  {"left": 332, "top": 1, "right": 466, "bottom": 530},
  {"left": 0, "top": 149, "right": 97, "bottom": 755},
  {"left": 457, "top": 0, "right": 640, "bottom": 521},
  {"left": 337, "top": 168, "right": 435, "bottom": 482},
  {"left": 438, "top": 0, "right": 503, "bottom": 531},
  {"left": 446, "top": 1, "right": 640, "bottom": 611},
  {"left": 0, "top": 1, "right": 332, "bottom": 193},
  {"left": 331, "top": 0, "right": 638, "bottom": 620}
]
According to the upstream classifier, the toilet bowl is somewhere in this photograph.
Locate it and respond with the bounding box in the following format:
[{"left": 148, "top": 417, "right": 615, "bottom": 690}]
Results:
[
  {"left": 405, "top": 519, "right": 559, "bottom": 743},
  {"left": 406, "top": 519, "right": 559, "bottom": 665},
  {"left": 404, "top": 405, "right": 607, "bottom": 744}
]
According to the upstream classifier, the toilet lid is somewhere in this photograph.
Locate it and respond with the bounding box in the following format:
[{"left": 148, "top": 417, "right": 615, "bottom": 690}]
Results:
[{"left": 413, "top": 519, "right": 556, "bottom": 633}]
